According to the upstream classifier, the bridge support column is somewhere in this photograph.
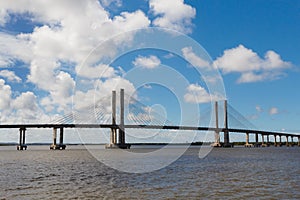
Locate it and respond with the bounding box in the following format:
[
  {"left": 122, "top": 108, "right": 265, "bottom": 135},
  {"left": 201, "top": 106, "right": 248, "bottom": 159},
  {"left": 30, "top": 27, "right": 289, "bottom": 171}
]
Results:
[
  {"left": 291, "top": 136, "right": 294, "bottom": 146},
  {"left": 212, "top": 131, "right": 221, "bottom": 147},
  {"left": 50, "top": 127, "right": 66, "bottom": 150},
  {"left": 274, "top": 135, "right": 277, "bottom": 147},
  {"left": 298, "top": 137, "right": 300, "bottom": 146},
  {"left": 53, "top": 128, "right": 57, "bottom": 145},
  {"left": 59, "top": 127, "right": 63, "bottom": 144},
  {"left": 50, "top": 128, "right": 57, "bottom": 149},
  {"left": 223, "top": 100, "right": 232, "bottom": 147},
  {"left": 279, "top": 135, "right": 282, "bottom": 146},
  {"left": 212, "top": 102, "right": 221, "bottom": 147},
  {"left": 245, "top": 132, "right": 253, "bottom": 147},
  {"left": 261, "top": 134, "right": 267, "bottom": 147},
  {"left": 266, "top": 135, "right": 270, "bottom": 146},
  {"left": 17, "top": 127, "right": 27, "bottom": 150},
  {"left": 254, "top": 133, "right": 259, "bottom": 147},
  {"left": 19, "top": 129, "right": 22, "bottom": 145},
  {"left": 59, "top": 127, "right": 66, "bottom": 149},
  {"left": 286, "top": 136, "right": 289, "bottom": 147}
]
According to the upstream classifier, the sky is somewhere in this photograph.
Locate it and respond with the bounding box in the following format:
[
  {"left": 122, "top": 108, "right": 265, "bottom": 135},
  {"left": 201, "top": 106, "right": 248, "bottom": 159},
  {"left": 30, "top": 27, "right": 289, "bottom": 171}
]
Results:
[{"left": 0, "top": 0, "right": 299, "bottom": 143}]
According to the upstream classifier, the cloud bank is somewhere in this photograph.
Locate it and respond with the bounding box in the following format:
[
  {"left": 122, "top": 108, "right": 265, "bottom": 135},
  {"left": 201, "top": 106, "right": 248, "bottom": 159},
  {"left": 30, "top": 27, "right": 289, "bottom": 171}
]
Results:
[{"left": 214, "top": 45, "right": 291, "bottom": 83}]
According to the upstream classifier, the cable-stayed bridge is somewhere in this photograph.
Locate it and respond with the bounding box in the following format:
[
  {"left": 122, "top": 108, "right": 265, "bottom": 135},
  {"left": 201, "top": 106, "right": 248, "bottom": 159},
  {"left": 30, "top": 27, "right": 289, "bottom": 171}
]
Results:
[{"left": 0, "top": 89, "right": 299, "bottom": 150}]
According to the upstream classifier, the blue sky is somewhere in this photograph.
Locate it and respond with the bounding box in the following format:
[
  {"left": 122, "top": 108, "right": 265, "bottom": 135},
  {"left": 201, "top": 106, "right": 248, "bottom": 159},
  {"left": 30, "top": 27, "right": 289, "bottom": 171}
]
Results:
[
  {"left": 0, "top": 0, "right": 299, "bottom": 143},
  {"left": 191, "top": 0, "right": 300, "bottom": 132}
]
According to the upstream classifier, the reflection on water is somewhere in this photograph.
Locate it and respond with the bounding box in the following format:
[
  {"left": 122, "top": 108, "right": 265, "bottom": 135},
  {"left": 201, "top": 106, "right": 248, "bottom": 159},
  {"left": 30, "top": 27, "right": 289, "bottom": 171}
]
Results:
[{"left": 0, "top": 146, "right": 299, "bottom": 199}]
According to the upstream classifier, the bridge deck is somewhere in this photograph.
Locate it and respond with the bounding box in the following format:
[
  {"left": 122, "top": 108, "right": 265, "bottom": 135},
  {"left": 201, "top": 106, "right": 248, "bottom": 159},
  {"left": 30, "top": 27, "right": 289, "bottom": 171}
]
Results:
[{"left": 0, "top": 124, "right": 299, "bottom": 137}]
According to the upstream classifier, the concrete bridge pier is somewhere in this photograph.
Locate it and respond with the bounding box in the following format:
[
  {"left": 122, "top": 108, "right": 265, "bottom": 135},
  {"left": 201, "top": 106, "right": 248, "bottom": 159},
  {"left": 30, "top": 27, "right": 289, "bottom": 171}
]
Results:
[
  {"left": 254, "top": 133, "right": 260, "bottom": 147},
  {"left": 223, "top": 130, "right": 232, "bottom": 147},
  {"left": 50, "top": 127, "right": 66, "bottom": 150},
  {"left": 274, "top": 135, "right": 278, "bottom": 147},
  {"left": 261, "top": 134, "right": 267, "bottom": 147},
  {"left": 291, "top": 136, "right": 294, "bottom": 146},
  {"left": 212, "top": 130, "right": 221, "bottom": 147},
  {"left": 279, "top": 135, "right": 282, "bottom": 146},
  {"left": 286, "top": 136, "right": 290, "bottom": 147},
  {"left": 59, "top": 128, "right": 64, "bottom": 146},
  {"left": 245, "top": 132, "right": 253, "bottom": 147},
  {"left": 17, "top": 127, "right": 27, "bottom": 150}
]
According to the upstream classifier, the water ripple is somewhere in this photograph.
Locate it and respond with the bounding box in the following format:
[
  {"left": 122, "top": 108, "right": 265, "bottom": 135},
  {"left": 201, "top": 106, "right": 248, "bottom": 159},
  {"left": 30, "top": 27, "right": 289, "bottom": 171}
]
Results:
[{"left": 0, "top": 147, "right": 299, "bottom": 199}]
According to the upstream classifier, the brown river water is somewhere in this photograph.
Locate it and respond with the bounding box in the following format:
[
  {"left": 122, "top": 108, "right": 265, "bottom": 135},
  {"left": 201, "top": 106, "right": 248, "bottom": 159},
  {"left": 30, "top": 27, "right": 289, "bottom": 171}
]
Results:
[{"left": 0, "top": 146, "right": 299, "bottom": 199}]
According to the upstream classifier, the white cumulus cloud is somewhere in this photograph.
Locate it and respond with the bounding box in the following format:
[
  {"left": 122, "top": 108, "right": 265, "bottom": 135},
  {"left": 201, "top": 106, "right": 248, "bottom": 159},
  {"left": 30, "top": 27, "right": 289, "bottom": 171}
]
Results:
[
  {"left": 0, "top": 1, "right": 151, "bottom": 116},
  {"left": 150, "top": 0, "right": 196, "bottom": 33},
  {"left": 214, "top": 45, "right": 291, "bottom": 83},
  {"left": 133, "top": 55, "right": 161, "bottom": 69},
  {"left": 99, "top": 0, "right": 122, "bottom": 7},
  {"left": 0, "top": 32, "right": 32, "bottom": 67},
  {"left": 76, "top": 64, "right": 117, "bottom": 79},
  {"left": 184, "top": 83, "right": 219, "bottom": 104},
  {"left": 269, "top": 107, "right": 279, "bottom": 115},
  {"left": 13, "top": 91, "right": 38, "bottom": 111},
  {"left": 0, "top": 79, "right": 49, "bottom": 123},
  {"left": 0, "top": 70, "right": 21, "bottom": 82},
  {"left": 11, "top": 91, "right": 47, "bottom": 122},
  {"left": 181, "top": 46, "right": 210, "bottom": 68},
  {"left": 0, "top": 79, "right": 12, "bottom": 110},
  {"left": 255, "top": 105, "right": 263, "bottom": 113},
  {"left": 73, "top": 76, "right": 136, "bottom": 112}
]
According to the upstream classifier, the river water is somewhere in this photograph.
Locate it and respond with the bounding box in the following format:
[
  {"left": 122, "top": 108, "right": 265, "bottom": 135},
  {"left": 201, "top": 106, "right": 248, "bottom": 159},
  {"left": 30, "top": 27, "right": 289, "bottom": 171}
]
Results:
[{"left": 0, "top": 146, "right": 299, "bottom": 199}]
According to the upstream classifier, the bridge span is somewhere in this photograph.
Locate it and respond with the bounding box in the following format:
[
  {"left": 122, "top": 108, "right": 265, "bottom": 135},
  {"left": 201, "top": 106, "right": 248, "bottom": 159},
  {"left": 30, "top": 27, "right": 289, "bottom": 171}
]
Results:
[{"left": 0, "top": 89, "right": 299, "bottom": 150}]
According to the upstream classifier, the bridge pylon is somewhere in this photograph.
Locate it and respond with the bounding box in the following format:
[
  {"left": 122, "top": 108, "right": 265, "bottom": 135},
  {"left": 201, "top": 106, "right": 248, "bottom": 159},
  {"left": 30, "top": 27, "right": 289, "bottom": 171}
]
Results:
[
  {"left": 17, "top": 127, "right": 27, "bottom": 150},
  {"left": 105, "top": 89, "right": 131, "bottom": 149},
  {"left": 211, "top": 100, "right": 233, "bottom": 147},
  {"left": 223, "top": 100, "right": 233, "bottom": 147},
  {"left": 211, "top": 101, "right": 221, "bottom": 147}
]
